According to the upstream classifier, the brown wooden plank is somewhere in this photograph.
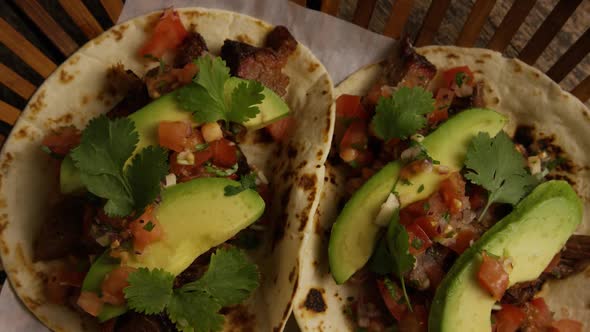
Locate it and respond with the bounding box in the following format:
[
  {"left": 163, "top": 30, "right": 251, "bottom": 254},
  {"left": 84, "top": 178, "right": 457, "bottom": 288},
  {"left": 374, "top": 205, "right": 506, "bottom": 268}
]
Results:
[
  {"left": 290, "top": 0, "right": 307, "bottom": 6},
  {"left": 0, "top": 100, "right": 22, "bottom": 126},
  {"left": 546, "top": 28, "right": 590, "bottom": 83},
  {"left": 352, "top": 0, "right": 378, "bottom": 28},
  {"left": 0, "top": 18, "right": 57, "bottom": 78},
  {"left": 321, "top": 0, "right": 340, "bottom": 16},
  {"left": 571, "top": 75, "right": 590, "bottom": 103},
  {"left": 414, "top": 0, "right": 452, "bottom": 46},
  {"left": 0, "top": 63, "right": 36, "bottom": 99},
  {"left": 14, "top": 0, "right": 79, "bottom": 56},
  {"left": 487, "top": 0, "right": 536, "bottom": 52},
  {"left": 100, "top": 0, "right": 123, "bottom": 23},
  {"left": 383, "top": 0, "right": 415, "bottom": 39},
  {"left": 58, "top": 0, "right": 104, "bottom": 39},
  {"left": 519, "top": 0, "right": 583, "bottom": 65},
  {"left": 456, "top": 0, "right": 497, "bottom": 47}
]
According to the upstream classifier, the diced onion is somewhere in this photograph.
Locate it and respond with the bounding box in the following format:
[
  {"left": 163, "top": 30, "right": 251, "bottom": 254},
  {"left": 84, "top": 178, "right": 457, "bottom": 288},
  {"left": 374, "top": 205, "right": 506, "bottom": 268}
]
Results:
[
  {"left": 165, "top": 173, "right": 177, "bottom": 187},
  {"left": 400, "top": 145, "right": 421, "bottom": 161},
  {"left": 528, "top": 155, "right": 542, "bottom": 175},
  {"left": 177, "top": 150, "right": 195, "bottom": 165},
  {"left": 374, "top": 193, "right": 400, "bottom": 226}
]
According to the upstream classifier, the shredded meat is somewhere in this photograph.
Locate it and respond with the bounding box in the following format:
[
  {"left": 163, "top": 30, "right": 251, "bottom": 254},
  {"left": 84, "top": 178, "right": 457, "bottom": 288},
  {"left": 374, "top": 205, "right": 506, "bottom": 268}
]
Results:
[
  {"left": 221, "top": 26, "right": 297, "bottom": 96},
  {"left": 114, "top": 312, "right": 175, "bottom": 332},
  {"left": 383, "top": 38, "right": 437, "bottom": 89},
  {"left": 547, "top": 235, "right": 590, "bottom": 279},
  {"left": 173, "top": 31, "right": 209, "bottom": 68},
  {"left": 407, "top": 245, "right": 454, "bottom": 291},
  {"left": 106, "top": 66, "right": 150, "bottom": 119},
  {"left": 502, "top": 279, "right": 545, "bottom": 305}
]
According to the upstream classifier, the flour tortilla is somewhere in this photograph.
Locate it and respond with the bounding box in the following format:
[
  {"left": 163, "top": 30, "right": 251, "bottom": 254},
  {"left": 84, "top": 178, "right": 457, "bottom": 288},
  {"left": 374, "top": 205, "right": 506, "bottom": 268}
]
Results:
[
  {"left": 293, "top": 46, "right": 590, "bottom": 331},
  {"left": 0, "top": 8, "right": 334, "bottom": 332}
]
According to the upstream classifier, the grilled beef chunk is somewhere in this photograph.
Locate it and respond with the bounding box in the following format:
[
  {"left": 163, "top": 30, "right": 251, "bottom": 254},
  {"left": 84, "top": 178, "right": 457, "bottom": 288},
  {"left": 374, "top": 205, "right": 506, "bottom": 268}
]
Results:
[
  {"left": 174, "top": 31, "right": 209, "bottom": 68},
  {"left": 383, "top": 38, "right": 437, "bottom": 89},
  {"left": 106, "top": 66, "right": 150, "bottom": 119},
  {"left": 449, "top": 82, "right": 485, "bottom": 114},
  {"left": 115, "top": 312, "right": 176, "bottom": 332},
  {"left": 34, "top": 198, "right": 85, "bottom": 261},
  {"left": 547, "top": 235, "right": 590, "bottom": 279},
  {"left": 221, "top": 26, "right": 297, "bottom": 96},
  {"left": 502, "top": 279, "right": 545, "bottom": 305}
]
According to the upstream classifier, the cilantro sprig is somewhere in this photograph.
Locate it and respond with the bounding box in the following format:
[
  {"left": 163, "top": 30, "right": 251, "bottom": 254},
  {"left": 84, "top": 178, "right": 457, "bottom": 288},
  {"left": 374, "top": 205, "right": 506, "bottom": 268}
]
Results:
[
  {"left": 224, "top": 173, "right": 257, "bottom": 196},
  {"left": 70, "top": 115, "right": 168, "bottom": 217},
  {"left": 176, "top": 56, "right": 264, "bottom": 124},
  {"left": 124, "top": 247, "right": 259, "bottom": 332},
  {"left": 464, "top": 132, "right": 539, "bottom": 220},
  {"left": 371, "top": 86, "right": 435, "bottom": 141}
]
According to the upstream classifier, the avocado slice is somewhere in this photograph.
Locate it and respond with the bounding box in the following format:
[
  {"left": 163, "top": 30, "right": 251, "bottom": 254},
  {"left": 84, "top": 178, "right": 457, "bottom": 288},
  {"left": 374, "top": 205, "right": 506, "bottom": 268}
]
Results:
[
  {"left": 429, "top": 180, "right": 582, "bottom": 332},
  {"left": 81, "top": 177, "right": 265, "bottom": 320},
  {"left": 60, "top": 78, "right": 290, "bottom": 194},
  {"left": 328, "top": 108, "right": 506, "bottom": 284},
  {"left": 395, "top": 108, "right": 507, "bottom": 207}
]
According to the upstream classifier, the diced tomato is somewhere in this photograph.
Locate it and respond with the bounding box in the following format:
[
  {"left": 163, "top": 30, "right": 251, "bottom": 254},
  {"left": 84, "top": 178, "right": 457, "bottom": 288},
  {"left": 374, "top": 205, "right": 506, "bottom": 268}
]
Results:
[
  {"left": 447, "top": 228, "right": 477, "bottom": 254},
  {"left": 77, "top": 291, "right": 104, "bottom": 317},
  {"left": 439, "top": 172, "right": 467, "bottom": 215},
  {"left": 101, "top": 266, "right": 135, "bottom": 306},
  {"left": 210, "top": 138, "right": 237, "bottom": 168},
  {"left": 544, "top": 253, "right": 561, "bottom": 273},
  {"left": 442, "top": 66, "right": 475, "bottom": 89},
  {"left": 550, "top": 319, "right": 583, "bottom": 332},
  {"left": 158, "top": 121, "right": 202, "bottom": 152},
  {"left": 477, "top": 251, "right": 509, "bottom": 300},
  {"left": 527, "top": 298, "right": 553, "bottom": 327},
  {"left": 336, "top": 94, "right": 368, "bottom": 120},
  {"left": 365, "top": 81, "right": 393, "bottom": 106},
  {"left": 266, "top": 116, "right": 295, "bottom": 142},
  {"left": 415, "top": 216, "right": 441, "bottom": 239},
  {"left": 128, "top": 206, "right": 163, "bottom": 252},
  {"left": 406, "top": 224, "right": 432, "bottom": 255},
  {"left": 45, "top": 266, "right": 86, "bottom": 304},
  {"left": 139, "top": 9, "right": 188, "bottom": 58},
  {"left": 174, "top": 62, "right": 198, "bottom": 84},
  {"left": 494, "top": 304, "right": 526, "bottom": 332},
  {"left": 339, "top": 121, "right": 368, "bottom": 164},
  {"left": 400, "top": 199, "right": 428, "bottom": 225},
  {"left": 41, "top": 126, "right": 81, "bottom": 156},
  {"left": 398, "top": 304, "right": 428, "bottom": 332},
  {"left": 376, "top": 278, "right": 408, "bottom": 321},
  {"left": 428, "top": 88, "right": 454, "bottom": 126}
]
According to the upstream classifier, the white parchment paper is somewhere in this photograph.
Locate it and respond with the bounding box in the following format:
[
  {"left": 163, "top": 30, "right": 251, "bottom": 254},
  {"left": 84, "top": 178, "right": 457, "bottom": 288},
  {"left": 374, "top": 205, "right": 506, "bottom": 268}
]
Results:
[{"left": 0, "top": 0, "right": 395, "bottom": 330}]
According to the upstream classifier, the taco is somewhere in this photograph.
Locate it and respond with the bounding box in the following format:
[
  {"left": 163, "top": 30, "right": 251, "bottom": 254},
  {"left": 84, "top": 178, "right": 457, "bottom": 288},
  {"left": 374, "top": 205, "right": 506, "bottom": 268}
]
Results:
[
  {"left": 293, "top": 39, "right": 590, "bottom": 331},
  {"left": 0, "top": 8, "right": 333, "bottom": 332}
]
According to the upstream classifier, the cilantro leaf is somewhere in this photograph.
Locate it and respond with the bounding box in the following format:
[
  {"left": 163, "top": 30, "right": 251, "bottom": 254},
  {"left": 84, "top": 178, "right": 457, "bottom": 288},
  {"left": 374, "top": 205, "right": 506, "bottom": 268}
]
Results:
[
  {"left": 464, "top": 132, "right": 539, "bottom": 220},
  {"left": 184, "top": 247, "right": 259, "bottom": 307},
  {"left": 224, "top": 173, "right": 257, "bottom": 196},
  {"left": 127, "top": 146, "right": 168, "bottom": 211},
  {"left": 177, "top": 83, "right": 224, "bottom": 123},
  {"left": 125, "top": 268, "right": 174, "bottom": 314},
  {"left": 368, "top": 238, "right": 394, "bottom": 275},
  {"left": 167, "top": 290, "right": 223, "bottom": 332},
  {"left": 386, "top": 210, "right": 415, "bottom": 309},
  {"left": 371, "top": 87, "right": 434, "bottom": 141},
  {"left": 228, "top": 81, "right": 265, "bottom": 123}
]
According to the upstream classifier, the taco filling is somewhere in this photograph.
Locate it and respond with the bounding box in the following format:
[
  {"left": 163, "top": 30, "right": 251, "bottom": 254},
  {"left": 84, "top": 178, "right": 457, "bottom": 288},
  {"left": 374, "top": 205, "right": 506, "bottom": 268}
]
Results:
[
  {"left": 327, "top": 40, "right": 588, "bottom": 332},
  {"left": 33, "top": 9, "right": 298, "bottom": 331}
]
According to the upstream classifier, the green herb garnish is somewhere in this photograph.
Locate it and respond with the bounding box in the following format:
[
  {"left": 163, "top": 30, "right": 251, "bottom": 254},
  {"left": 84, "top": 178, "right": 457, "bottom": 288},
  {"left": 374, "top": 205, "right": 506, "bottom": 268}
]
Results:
[{"left": 224, "top": 173, "right": 257, "bottom": 196}]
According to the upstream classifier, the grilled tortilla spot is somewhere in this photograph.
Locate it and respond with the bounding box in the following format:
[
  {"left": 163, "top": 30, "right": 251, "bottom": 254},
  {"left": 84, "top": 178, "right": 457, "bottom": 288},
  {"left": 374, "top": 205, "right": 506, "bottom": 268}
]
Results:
[{"left": 303, "top": 288, "right": 326, "bottom": 312}]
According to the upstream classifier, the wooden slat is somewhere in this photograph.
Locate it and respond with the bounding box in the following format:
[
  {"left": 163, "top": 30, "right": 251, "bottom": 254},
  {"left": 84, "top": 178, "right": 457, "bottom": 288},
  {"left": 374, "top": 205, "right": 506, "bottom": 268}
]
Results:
[
  {"left": 0, "top": 100, "right": 22, "bottom": 126},
  {"left": 290, "top": 0, "right": 307, "bottom": 6},
  {"left": 100, "top": 0, "right": 124, "bottom": 23},
  {"left": 352, "top": 0, "right": 378, "bottom": 28},
  {"left": 487, "top": 0, "right": 536, "bottom": 52},
  {"left": 14, "top": 0, "right": 79, "bottom": 56},
  {"left": 383, "top": 0, "right": 415, "bottom": 39},
  {"left": 456, "top": 0, "right": 497, "bottom": 47},
  {"left": 58, "top": 0, "right": 104, "bottom": 39},
  {"left": 0, "top": 18, "right": 57, "bottom": 78},
  {"left": 546, "top": 28, "right": 590, "bottom": 83},
  {"left": 414, "top": 0, "right": 452, "bottom": 46},
  {"left": 0, "top": 63, "right": 36, "bottom": 99},
  {"left": 571, "top": 75, "right": 590, "bottom": 103},
  {"left": 320, "top": 0, "right": 340, "bottom": 16},
  {"left": 519, "top": 0, "right": 583, "bottom": 65}
]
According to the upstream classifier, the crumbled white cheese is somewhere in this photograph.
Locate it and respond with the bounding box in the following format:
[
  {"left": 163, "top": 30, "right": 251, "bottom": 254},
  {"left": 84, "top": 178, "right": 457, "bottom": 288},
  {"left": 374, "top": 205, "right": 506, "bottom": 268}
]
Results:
[
  {"left": 374, "top": 193, "right": 400, "bottom": 227},
  {"left": 164, "top": 173, "right": 177, "bottom": 187}
]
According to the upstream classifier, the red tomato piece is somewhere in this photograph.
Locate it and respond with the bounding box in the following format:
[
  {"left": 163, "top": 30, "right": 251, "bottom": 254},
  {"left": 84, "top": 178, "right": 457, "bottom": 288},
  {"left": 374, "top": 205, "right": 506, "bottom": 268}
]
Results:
[
  {"left": 340, "top": 121, "right": 368, "bottom": 152},
  {"left": 447, "top": 228, "right": 477, "bottom": 254},
  {"left": 139, "top": 9, "right": 188, "bottom": 58},
  {"left": 400, "top": 199, "right": 428, "bottom": 225},
  {"left": 550, "top": 319, "right": 583, "bottom": 332},
  {"left": 415, "top": 216, "right": 441, "bottom": 239},
  {"left": 406, "top": 223, "right": 432, "bottom": 255},
  {"left": 477, "top": 251, "right": 509, "bottom": 300},
  {"left": 528, "top": 297, "right": 553, "bottom": 327},
  {"left": 439, "top": 172, "right": 467, "bottom": 215},
  {"left": 101, "top": 266, "right": 135, "bottom": 306},
  {"left": 266, "top": 116, "right": 295, "bottom": 142},
  {"left": 398, "top": 304, "right": 428, "bottom": 332},
  {"left": 42, "top": 126, "right": 81, "bottom": 156},
  {"left": 428, "top": 88, "right": 454, "bottom": 126},
  {"left": 158, "top": 121, "right": 193, "bottom": 152},
  {"left": 442, "top": 66, "right": 475, "bottom": 89},
  {"left": 376, "top": 278, "right": 408, "bottom": 321},
  {"left": 336, "top": 94, "right": 368, "bottom": 120},
  {"left": 129, "top": 206, "right": 163, "bottom": 252},
  {"left": 210, "top": 138, "right": 237, "bottom": 168},
  {"left": 77, "top": 291, "right": 104, "bottom": 317},
  {"left": 495, "top": 304, "right": 526, "bottom": 332}
]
